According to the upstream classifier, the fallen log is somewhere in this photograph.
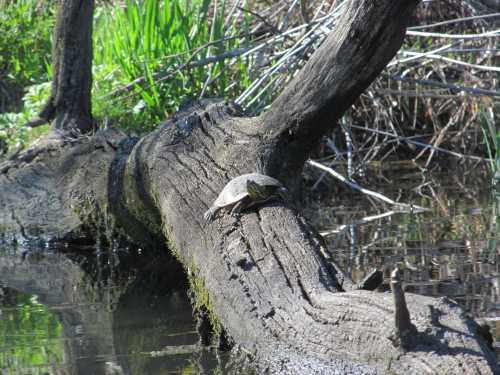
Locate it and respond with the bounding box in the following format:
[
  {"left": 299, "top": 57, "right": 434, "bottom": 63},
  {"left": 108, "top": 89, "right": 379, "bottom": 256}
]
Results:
[{"left": 0, "top": 0, "right": 498, "bottom": 373}]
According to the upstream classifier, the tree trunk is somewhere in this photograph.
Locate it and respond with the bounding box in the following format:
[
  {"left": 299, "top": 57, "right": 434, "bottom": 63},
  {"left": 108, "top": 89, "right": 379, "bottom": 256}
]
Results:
[
  {"left": 1, "top": 0, "right": 498, "bottom": 374},
  {"left": 38, "top": 0, "right": 95, "bottom": 133}
]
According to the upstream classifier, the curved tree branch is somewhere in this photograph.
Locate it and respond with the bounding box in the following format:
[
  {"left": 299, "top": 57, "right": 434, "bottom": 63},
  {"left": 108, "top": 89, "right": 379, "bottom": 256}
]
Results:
[
  {"left": 260, "top": 0, "right": 419, "bottom": 185},
  {"left": 0, "top": 1, "right": 498, "bottom": 374}
]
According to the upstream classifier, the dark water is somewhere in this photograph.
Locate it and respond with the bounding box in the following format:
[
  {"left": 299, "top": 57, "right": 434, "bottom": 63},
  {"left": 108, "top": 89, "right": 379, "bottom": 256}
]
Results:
[
  {"left": 305, "top": 160, "right": 500, "bottom": 360},
  {"left": 0, "top": 245, "right": 228, "bottom": 374},
  {"left": 1, "top": 162, "right": 499, "bottom": 374}
]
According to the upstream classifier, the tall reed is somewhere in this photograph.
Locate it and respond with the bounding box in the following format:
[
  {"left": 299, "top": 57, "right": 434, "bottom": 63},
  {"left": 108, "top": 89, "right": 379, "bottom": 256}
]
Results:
[
  {"left": 93, "top": 0, "right": 253, "bottom": 131},
  {"left": 480, "top": 109, "right": 500, "bottom": 184}
]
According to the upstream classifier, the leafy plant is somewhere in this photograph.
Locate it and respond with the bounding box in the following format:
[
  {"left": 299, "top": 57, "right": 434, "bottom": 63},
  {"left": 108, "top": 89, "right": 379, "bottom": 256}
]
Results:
[
  {"left": 0, "top": 0, "right": 53, "bottom": 86},
  {"left": 1, "top": 0, "right": 258, "bottom": 147},
  {"left": 0, "top": 82, "right": 51, "bottom": 150}
]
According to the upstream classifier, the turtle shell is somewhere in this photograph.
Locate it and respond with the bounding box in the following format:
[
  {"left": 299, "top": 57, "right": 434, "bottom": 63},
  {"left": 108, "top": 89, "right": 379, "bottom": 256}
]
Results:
[{"left": 213, "top": 173, "right": 283, "bottom": 209}]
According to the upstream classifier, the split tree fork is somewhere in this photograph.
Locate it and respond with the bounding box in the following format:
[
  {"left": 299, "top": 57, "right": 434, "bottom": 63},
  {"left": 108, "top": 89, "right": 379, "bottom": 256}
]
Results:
[{"left": 1, "top": 0, "right": 498, "bottom": 374}]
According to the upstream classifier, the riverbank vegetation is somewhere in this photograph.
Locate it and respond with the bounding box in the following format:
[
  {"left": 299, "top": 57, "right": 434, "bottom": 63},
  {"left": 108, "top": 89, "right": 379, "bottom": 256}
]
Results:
[
  {"left": 0, "top": 0, "right": 498, "bottom": 174},
  {"left": 1, "top": 1, "right": 499, "bottom": 372}
]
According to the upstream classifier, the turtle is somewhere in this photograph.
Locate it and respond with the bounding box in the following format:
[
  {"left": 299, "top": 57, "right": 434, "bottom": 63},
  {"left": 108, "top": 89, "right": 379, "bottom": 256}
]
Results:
[{"left": 204, "top": 173, "right": 287, "bottom": 222}]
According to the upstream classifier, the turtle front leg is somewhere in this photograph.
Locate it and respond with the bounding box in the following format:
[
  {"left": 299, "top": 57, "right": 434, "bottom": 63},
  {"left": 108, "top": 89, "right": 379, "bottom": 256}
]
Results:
[
  {"left": 230, "top": 201, "right": 245, "bottom": 216},
  {"left": 204, "top": 207, "right": 219, "bottom": 222}
]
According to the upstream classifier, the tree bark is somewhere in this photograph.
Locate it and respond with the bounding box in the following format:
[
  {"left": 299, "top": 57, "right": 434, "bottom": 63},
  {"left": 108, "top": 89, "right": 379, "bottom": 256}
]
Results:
[
  {"left": 38, "top": 0, "right": 95, "bottom": 133},
  {"left": 1, "top": 0, "right": 498, "bottom": 374},
  {"left": 260, "top": 1, "right": 418, "bottom": 186}
]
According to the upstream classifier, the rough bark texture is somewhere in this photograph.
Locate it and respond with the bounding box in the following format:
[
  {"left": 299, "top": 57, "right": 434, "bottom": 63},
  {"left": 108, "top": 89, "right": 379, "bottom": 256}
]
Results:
[
  {"left": 1, "top": 102, "right": 497, "bottom": 374},
  {"left": 390, "top": 268, "right": 418, "bottom": 348},
  {"left": 39, "top": 0, "right": 95, "bottom": 133},
  {"left": 1, "top": 0, "right": 499, "bottom": 374},
  {"left": 122, "top": 99, "right": 498, "bottom": 374}
]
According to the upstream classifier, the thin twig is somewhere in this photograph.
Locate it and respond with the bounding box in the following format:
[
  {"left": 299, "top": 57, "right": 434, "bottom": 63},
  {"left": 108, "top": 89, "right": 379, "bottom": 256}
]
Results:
[
  {"left": 307, "top": 159, "right": 428, "bottom": 212},
  {"left": 406, "top": 29, "right": 500, "bottom": 39},
  {"left": 399, "top": 51, "right": 500, "bottom": 72},
  {"left": 349, "top": 124, "right": 490, "bottom": 162},
  {"left": 408, "top": 13, "right": 500, "bottom": 30},
  {"left": 388, "top": 43, "right": 454, "bottom": 68},
  {"left": 319, "top": 210, "right": 400, "bottom": 237},
  {"left": 387, "top": 75, "right": 500, "bottom": 97}
]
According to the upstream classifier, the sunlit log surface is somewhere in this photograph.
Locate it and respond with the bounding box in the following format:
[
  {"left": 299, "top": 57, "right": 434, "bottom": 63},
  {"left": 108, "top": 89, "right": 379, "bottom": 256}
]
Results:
[{"left": 0, "top": 0, "right": 498, "bottom": 373}]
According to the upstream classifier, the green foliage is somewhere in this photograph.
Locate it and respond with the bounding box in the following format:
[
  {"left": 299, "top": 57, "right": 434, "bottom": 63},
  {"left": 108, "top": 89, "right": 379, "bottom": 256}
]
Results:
[
  {"left": 0, "top": 82, "right": 51, "bottom": 149},
  {"left": 0, "top": 0, "right": 53, "bottom": 86},
  {"left": 93, "top": 0, "right": 252, "bottom": 132},
  {"left": 0, "top": 0, "right": 254, "bottom": 146},
  {"left": 0, "top": 291, "right": 64, "bottom": 373},
  {"left": 0, "top": 0, "right": 53, "bottom": 152},
  {"left": 479, "top": 108, "right": 500, "bottom": 184}
]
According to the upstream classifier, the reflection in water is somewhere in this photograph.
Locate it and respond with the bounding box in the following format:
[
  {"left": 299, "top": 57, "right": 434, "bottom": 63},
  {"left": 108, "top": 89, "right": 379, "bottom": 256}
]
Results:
[
  {"left": 0, "top": 290, "right": 64, "bottom": 373},
  {"left": 2, "top": 162, "right": 500, "bottom": 373},
  {"left": 0, "top": 244, "right": 228, "bottom": 374},
  {"left": 306, "top": 161, "right": 500, "bottom": 361}
]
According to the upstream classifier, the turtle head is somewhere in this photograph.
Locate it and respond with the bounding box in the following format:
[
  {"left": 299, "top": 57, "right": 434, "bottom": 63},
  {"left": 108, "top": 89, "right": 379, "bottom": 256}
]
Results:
[
  {"left": 276, "top": 186, "right": 289, "bottom": 202},
  {"left": 247, "top": 180, "right": 288, "bottom": 203},
  {"left": 247, "top": 180, "right": 270, "bottom": 201}
]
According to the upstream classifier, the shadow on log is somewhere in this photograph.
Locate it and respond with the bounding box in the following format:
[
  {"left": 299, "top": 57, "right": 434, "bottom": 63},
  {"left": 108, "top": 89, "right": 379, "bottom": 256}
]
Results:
[{"left": 0, "top": 0, "right": 498, "bottom": 374}]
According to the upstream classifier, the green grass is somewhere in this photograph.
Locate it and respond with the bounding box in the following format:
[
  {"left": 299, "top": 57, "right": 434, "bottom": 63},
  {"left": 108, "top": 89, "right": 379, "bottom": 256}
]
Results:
[
  {"left": 92, "top": 0, "right": 253, "bottom": 132},
  {"left": 0, "top": 0, "right": 255, "bottom": 148},
  {"left": 480, "top": 109, "right": 500, "bottom": 184}
]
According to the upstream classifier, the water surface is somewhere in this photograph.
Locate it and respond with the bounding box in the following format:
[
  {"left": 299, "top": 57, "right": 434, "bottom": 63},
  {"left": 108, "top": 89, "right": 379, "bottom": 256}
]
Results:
[
  {"left": 306, "top": 160, "right": 500, "bottom": 359},
  {"left": 1, "top": 161, "right": 499, "bottom": 374},
  {"left": 0, "top": 245, "right": 228, "bottom": 374}
]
